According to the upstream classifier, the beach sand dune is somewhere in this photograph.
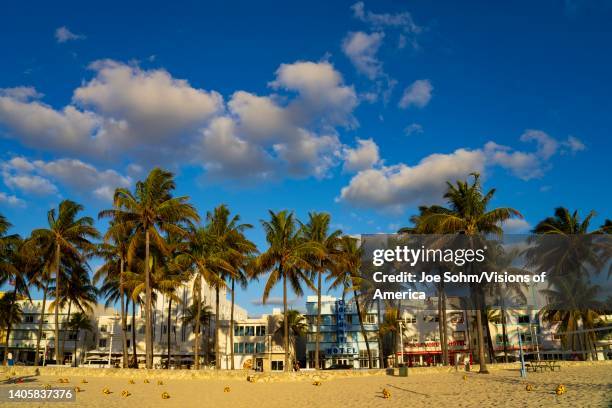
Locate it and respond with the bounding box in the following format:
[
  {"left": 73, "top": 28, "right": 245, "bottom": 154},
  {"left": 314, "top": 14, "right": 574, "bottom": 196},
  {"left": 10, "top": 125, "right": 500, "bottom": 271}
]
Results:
[{"left": 1, "top": 364, "right": 610, "bottom": 408}]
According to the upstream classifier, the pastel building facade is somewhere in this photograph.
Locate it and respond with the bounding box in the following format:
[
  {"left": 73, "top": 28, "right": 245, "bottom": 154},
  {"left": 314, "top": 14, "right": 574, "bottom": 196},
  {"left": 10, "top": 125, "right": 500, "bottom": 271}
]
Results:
[{"left": 304, "top": 295, "right": 380, "bottom": 369}]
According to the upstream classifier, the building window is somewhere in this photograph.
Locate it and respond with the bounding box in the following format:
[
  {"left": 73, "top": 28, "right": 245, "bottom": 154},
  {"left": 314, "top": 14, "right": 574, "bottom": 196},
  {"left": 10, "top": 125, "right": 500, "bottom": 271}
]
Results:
[
  {"left": 346, "top": 314, "right": 353, "bottom": 324},
  {"left": 256, "top": 342, "right": 265, "bottom": 353},
  {"left": 495, "top": 334, "right": 509, "bottom": 345},
  {"left": 424, "top": 314, "right": 439, "bottom": 323},
  {"left": 138, "top": 325, "right": 145, "bottom": 334},
  {"left": 127, "top": 324, "right": 131, "bottom": 332},
  {"left": 517, "top": 315, "right": 530, "bottom": 324},
  {"left": 100, "top": 325, "right": 108, "bottom": 333},
  {"left": 99, "top": 339, "right": 107, "bottom": 348},
  {"left": 364, "top": 314, "right": 377, "bottom": 324},
  {"left": 271, "top": 361, "right": 284, "bottom": 371},
  {"left": 234, "top": 342, "right": 245, "bottom": 354},
  {"left": 127, "top": 339, "right": 131, "bottom": 348},
  {"left": 453, "top": 331, "right": 465, "bottom": 341},
  {"left": 68, "top": 333, "right": 78, "bottom": 340},
  {"left": 404, "top": 317, "right": 416, "bottom": 324},
  {"left": 25, "top": 315, "right": 35, "bottom": 323},
  {"left": 520, "top": 333, "right": 532, "bottom": 343},
  {"left": 255, "top": 326, "right": 266, "bottom": 336},
  {"left": 449, "top": 312, "right": 464, "bottom": 324},
  {"left": 41, "top": 332, "right": 47, "bottom": 339},
  {"left": 245, "top": 343, "right": 255, "bottom": 353}
]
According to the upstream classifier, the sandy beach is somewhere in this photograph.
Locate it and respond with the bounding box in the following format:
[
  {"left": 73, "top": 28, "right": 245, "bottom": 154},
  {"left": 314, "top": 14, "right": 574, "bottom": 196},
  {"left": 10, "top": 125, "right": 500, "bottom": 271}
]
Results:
[{"left": 1, "top": 362, "right": 611, "bottom": 408}]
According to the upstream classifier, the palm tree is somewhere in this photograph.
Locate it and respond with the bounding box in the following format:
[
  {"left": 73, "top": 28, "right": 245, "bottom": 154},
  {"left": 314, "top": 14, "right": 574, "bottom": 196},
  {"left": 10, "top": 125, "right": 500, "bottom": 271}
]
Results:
[
  {"left": 0, "top": 292, "right": 23, "bottom": 364},
  {"left": 186, "top": 226, "right": 231, "bottom": 369},
  {"left": 328, "top": 236, "right": 373, "bottom": 368},
  {"left": 413, "top": 173, "right": 522, "bottom": 373},
  {"left": 254, "top": 210, "right": 320, "bottom": 371},
  {"left": 540, "top": 276, "right": 604, "bottom": 359},
  {"left": 100, "top": 168, "right": 199, "bottom": 368},
  {"left": 30, "top": 200, "right": 99, "bottom": 363},
  {"left": 67, "top": 311, "right": 93, "bottom": 367},
  {"left": 0, "top": 236, "right": 34, "bottom": 365},
  {"left": 301, "top": 212, "right": 341, "bottom": 370},
  {"left": 182, "top": 303, "right": 214, "bottom": 366},
  {"left": 97, "top": 220, "right": 133, "bottom": 368},
  {"left": 274, "top": 310, "right": 308, "bottom": 366},
  {"left": 206, "top": 205, "right": 256, "bottom": 370}
]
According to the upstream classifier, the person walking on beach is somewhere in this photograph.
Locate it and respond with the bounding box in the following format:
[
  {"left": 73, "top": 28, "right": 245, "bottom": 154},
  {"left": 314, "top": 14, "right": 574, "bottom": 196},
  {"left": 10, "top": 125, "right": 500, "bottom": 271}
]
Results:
[{"left": 7, "top": 352, "right": 14, "bottom": 367}]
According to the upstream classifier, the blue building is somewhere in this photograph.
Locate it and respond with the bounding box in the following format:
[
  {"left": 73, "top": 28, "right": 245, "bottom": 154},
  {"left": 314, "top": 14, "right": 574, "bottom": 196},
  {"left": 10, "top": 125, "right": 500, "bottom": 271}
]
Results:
[{"left": 305, "top": 295, "right": 380, "bottom": 369}]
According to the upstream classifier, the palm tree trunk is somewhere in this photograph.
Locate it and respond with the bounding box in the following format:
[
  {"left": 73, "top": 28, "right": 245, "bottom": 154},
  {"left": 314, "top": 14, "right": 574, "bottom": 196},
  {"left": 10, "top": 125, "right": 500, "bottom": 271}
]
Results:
[
  {"left": 61, "top": 301, "right": 71, "bottom": 361},
  {"left": 131, "top": 300, "right": 137, "bottom": 368},
  {"left": 167, "top": 298, "right": 172, "bottom": 369},
  {"left": 34, "top": 281, "right": 48, "bottom": 366},
  {"left": 215, "top": 286, "right": 220, "bottom": 369},
  {"left": 3, "top": 288, "right": 17, "bottom": 365},
  {"left": 54, "top": 242, "right": 61, "bottom": 363},
  {"left": 230, "top": 278, "right": 235, "bottom": 370},
  {"left": 376, "top": 299, "right": 384, "bottom": 368},
  {"left": 441, "top": 289, "right": 449, "bottom": 365},
  {"left": 500, "top": 300, "right": 509, "bottom": 363},
  {"left": 194, "top": 277, "right": 201, "bottom": 370},
  {"left": 475, "top": 288, "right": 489, "bottom": 373},
  {"left": 283, "top": 269, "right": 289, "bottom": 372},
  {"left": 437, "top": 287, "right": 445, "bottom": 365},
  {"left": 353, "top": 289, "right": 372, "bottom": 368},
  {"left": 73, "top": 329, "right": 78, "bottom": 367},
  {"left": 144, "top": 230, "right": 153, "bottom": 369},
  {"left": 315, "top": 270, "right": 321, "bottom": 370},
  {"left": 120, "top": 258, "right": 128, "bottom": 369}
]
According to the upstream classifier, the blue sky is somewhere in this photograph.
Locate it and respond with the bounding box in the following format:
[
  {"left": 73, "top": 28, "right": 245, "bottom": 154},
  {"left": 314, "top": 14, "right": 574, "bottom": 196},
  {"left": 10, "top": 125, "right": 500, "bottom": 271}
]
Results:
[{"left": 0, "top": 0, "right": 610, "bottom": 315}]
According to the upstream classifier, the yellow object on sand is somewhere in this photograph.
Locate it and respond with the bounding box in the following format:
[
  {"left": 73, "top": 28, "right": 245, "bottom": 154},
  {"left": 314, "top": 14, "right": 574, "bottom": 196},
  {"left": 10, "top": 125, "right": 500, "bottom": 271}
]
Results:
[
  {"left": 224, "top": 386, "right": 231, "bottom": 393},
  {"left": 312, "top": 381, "right": 322, "bottom": 386},
  {"left": 43, "top": 384, "right": 51, "bottom": 390},
  {"left": 382, "top": 388, "right": 391, "bottom": 399},
  {"left": 525, "top": 384, "right": 534, "bottom": 391},
  {"left": 144, "top": 379, "right": 150, "bottom": 383},
  {"left": 161, "top": 391, "right": 170, "bottom": 399},
  {"left": 121, "top": 390, "right": 131, "bottom": 397},
  {"left": 81, "top": 379, "right": 88, "bottom": 384},
  {"left": 247, "top": 375, "right": 256, "bottom": 383},
  {"left": 462, "top": 375, "right": 467, "bottom": 381},
  {"left": 74, "top": 386, "right": 82, "bottom": 393},
  {"left": 157, "top": 380, "right": 164, "bottom": 385},
  {"left": 556, "top": 384, "right": 566, "bottom": 395},
  {"left": 102, "top": 387, "right": 111, "bottom": 395}
]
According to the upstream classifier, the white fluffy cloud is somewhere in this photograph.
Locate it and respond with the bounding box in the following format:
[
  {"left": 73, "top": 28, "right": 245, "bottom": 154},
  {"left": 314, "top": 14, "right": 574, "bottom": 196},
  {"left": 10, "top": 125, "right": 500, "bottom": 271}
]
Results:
[
  {"left": 502, "top": 218, "right": 532, "bottom": 234},
  {"left": 404, "top": 123, "right": 423, "bottom": 136},
  {"left": 55, "top": 26, "right": 85, "bottom": 43},
  {"left": 343, "top": 138, "right": 381, "bottom": 172},
  {"left": 398, "top": 79, "right": 433, "bottom": 108},
  {"left": 0, "top": 59, "right": 358, "bottom": 181},
  {"left": 342, "top": 31, "right": 385, "bottom": 80},
  {"left": 0, "top": 192, "right": 24, "bottom": 207},
  {"left": 1, "top": 157, "right": 131, "bottom": 201},
  {"left": 351, "top": 2, "right": 422, "bottom": 35},
  {"left": 339, "top": 130, "right": 583, "bottom": 210},
  {"left": 563, "top": 135, "right": 586, "bottom": 153},
  {"left": 339, "top": 148, "right": 484, "bottom": 210}
]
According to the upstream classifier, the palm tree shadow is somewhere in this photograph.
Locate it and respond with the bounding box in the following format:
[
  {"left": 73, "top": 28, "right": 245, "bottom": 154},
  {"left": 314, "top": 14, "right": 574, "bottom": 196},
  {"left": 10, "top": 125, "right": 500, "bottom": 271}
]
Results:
[
  {"left": 384, "top": 383, "right": 431, "bottom": 397},
  {"left": 1, "top": 375, "right": 38, "bottom": 385}
]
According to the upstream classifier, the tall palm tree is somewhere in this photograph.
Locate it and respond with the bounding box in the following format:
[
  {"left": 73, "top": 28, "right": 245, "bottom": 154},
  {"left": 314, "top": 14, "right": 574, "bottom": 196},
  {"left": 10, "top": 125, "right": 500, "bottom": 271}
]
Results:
[
  {"left": 274, "top": 310, "right": 308, "bottom": 365},
  {"left": 50, "top": 261, "right": 96, "bottom": 361},
  {"left": 301, "top": 212, "right": 341, "bottom": 370},
  {"left": 182, "top": 303, "right": 214, "bottom": 366},
  {"left": 97, "top": 220, "right": 133, "bottom": 368},
  {"left": 206, "top": 205, "right": 256, "bottom": 370},
  {"left": 254, "top": 210, "right": 320, "bottom": 371},
  {"left": 0, "top": 292, "right": 23, "bottom": 364},
  {"left": 100, "top": 168, "right": 199, "bottom": 368},
  {"left": 67, "top": 311, "right": 92, "bottom": 367},
  {"left": 30, "top": 200, "right": 99, "bottom": 363},
  {"left": 413, "top": 173, "right": 522, "bottom": 373},
  {"left": 0, "top": 236, "right": 33, "bottom": 365},
  {"left": 186, "top": 226, "right": 231, "bottom": 369},
  {"left": 328, "top": 236, "right": 373, "bottom": 368}
]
